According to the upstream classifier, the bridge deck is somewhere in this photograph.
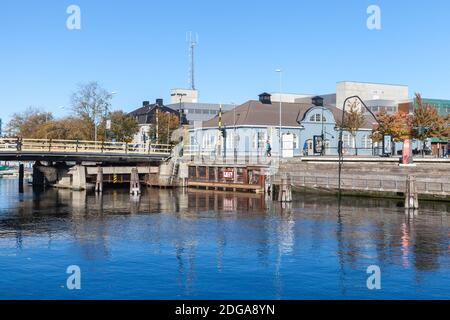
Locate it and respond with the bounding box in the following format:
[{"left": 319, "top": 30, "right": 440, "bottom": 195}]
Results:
[{"left": 0, "top": 138, "right": 172, "bottom": 163}]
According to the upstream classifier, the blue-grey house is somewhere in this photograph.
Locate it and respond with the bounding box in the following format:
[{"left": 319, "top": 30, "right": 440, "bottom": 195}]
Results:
[{"left": 187, "top": 93, "right": 378, "bottom": 159}]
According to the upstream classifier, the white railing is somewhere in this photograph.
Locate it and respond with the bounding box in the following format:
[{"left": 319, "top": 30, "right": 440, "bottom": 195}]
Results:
[
  {"left": 182, "top": 144, "right": 277, "bottom": 165},
  {"left": 0, "top": 138, "right": 172, "bottom": 156}
]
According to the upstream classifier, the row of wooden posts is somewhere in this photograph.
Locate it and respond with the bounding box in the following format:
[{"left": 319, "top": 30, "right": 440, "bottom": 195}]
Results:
[
  {"left": 92, "top": 166, "right": 418, "bottom": 208},
  {"left": 95, "top": 167, "right": 141, "bottom": 196}
]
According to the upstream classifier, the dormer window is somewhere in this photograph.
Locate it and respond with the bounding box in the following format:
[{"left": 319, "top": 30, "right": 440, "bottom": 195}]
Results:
[
  {"left": 258, "top": 92, "right": 272, "bottom": 104},
  {"left": 310, "top": 114, "right": 326, "bottom": 122}
]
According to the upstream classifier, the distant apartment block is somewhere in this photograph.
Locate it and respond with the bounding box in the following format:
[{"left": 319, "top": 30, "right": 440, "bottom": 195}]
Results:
[
  {"left": 335, "top": 81, "right": 409, "bottom": 114},
  {"left": 166, "top": 102, "right": 234, "bottom": 127}
]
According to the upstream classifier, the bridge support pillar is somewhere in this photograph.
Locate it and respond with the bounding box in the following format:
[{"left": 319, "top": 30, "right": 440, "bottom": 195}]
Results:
[
  {"left": 130, "top": 168, "right": 141, "bottom": 196},
  {"left": 32, "top": 162, "right": 46, "bottom": 187},
  {"left": 95, "top": 166, "right": 103, "bottom": 193},
  {"left": 72, "top": 165, "right": 87, "bottom": 191}
]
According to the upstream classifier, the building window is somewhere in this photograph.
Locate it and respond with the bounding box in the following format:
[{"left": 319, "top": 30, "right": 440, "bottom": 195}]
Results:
[
  {"left": 361, "top": 135, "right": 372, "bottom": 149},
  {"left": 253, "top": 131, "right": 266, "bottom": 149},
  {"left": 343, "top": 133, "right": 355, "bottom": 148},
  {"left": 309, "top": 113, "right": 326, "bottom": 122},
  {"left": 226, "top": 131, "right": 234, "bottom": 149}
]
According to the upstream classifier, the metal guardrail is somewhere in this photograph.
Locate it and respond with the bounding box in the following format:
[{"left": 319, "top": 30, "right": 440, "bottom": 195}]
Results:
[
  {"left": 274, "top": 174, "right": 450, "bottom": 196},
  {"left": 0, "top": 138, "right": 172, "bottom": 155},
  {"left": 183, "top": 145, "right": 277, "bottom": 165}
]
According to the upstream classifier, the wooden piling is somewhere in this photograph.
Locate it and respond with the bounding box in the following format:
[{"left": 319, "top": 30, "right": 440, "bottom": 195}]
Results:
[
  {"left": 95, "top": 166, "right": 103, "bottom": 193},
  {"left": 130, "top": 168, "right": 141, "bottom": 196},
  {"left": 278, "top": 173, "right": 292, "bottom": 202},
  {"left": 405, "top": 175, "right": 419, "bottom": 209},
  {"left": 18, "top": 163, "right": 24, "bottom": 193}
]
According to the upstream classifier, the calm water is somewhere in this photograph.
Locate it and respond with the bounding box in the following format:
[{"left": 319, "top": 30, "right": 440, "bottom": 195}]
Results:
[{"left": 0, "top": 178, "right": 448, "bottom": 300}]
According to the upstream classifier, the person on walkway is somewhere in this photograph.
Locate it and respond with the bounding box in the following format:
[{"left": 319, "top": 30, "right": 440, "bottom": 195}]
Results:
[
  {"left": 265, "top": 140, "right": 272, "bottom": 157},
  {"left": 303, "top": 141, "right": 308, "bottom": 156}
]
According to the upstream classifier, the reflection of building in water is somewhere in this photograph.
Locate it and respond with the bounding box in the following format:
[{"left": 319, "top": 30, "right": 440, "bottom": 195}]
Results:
[{"left": 186, "top": 189, "right": 266, "bottom": 213}]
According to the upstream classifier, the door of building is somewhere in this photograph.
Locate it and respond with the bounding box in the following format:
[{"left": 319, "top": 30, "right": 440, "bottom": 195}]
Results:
[{"left": 282, "top": 133, "right": 294, "bottom": 158}]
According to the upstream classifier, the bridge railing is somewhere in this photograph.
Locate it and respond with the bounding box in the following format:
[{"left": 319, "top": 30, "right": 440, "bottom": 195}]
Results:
[{"left": 0, "top": 138, "right": 172, "bottom": 155}]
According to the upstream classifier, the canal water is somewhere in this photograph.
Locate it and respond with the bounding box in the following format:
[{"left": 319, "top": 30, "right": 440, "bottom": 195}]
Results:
[{"left": 0, "top": 178, "right": 448, "bottom": 300}]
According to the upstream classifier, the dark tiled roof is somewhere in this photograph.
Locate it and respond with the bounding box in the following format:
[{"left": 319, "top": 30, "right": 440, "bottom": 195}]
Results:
[
  {"left": 129, "top": 104, "right": 179, "bottom": 125},
  {"left": 202, "top": 100, "right": 375, "bottom": 129}
]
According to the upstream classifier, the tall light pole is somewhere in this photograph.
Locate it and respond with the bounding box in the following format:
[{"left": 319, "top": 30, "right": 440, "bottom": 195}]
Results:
[
  {"left": 104, "top": 91, "right": 118, "bottom": 142},
  {"left": 171, "top": 92, "right": 187, "bottom": 127},
  {"left": 275, "top": 69, "right": 282, "bottom": 161}
]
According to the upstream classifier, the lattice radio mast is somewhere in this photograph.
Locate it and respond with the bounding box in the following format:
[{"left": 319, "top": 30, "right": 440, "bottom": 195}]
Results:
[{"left": 187, "top": 32, "right": 198, "bottom": 90}]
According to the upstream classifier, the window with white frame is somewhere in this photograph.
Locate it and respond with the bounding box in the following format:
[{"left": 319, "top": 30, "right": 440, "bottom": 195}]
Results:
[
  {"left": 343, "top": 133, "right": 355, "bottom": 148},
  {"left": 226, "top": 131, "right": 234, "bottom": 149},
  {"left": 309, "top": 113, "right": 326, "bottom": 122},
  {"left": 361, "top": 135, "right": 372, "bottom": 149},
  {"left": 253, "top": 131, "right": 266, "bottom": 149}
]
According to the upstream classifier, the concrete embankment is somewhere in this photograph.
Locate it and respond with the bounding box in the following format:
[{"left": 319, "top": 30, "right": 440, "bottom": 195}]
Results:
[{"left": 274, "top": 159, "right": 450, "bottom": 201}]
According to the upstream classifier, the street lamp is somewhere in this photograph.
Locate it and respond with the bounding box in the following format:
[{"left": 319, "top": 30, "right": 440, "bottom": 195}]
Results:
[
  {"left": 338, "top": 96, "right": 380, "bottom": 201},
  {"left": 171, "top": 92, "right": 187, "bottom": 127},
  {"left": 104, "top": 91, "right": 118, "bottom": 141},
  {"left": 275, "top": 69, "right": 282, "bottom": 161}
]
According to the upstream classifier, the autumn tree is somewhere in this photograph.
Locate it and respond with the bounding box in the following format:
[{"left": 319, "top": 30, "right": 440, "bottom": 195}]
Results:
[
  {"left": 97, "top": 111, "right": 139, "bottom": 142},
  {"left": 371, "top": 111, "right": 413, "bottom": 155},
  {"left": 6, "top": 107, "right": 53, "bottom": 138},
  {"left": 70, "top": 82, "right": 113, "bottom": 141},
  {"left": 412, "top": 93, "right": 450, "bottom": 154},
  {"left": 336, "top": 99, "right": 367, "bottom": 155},
  {"left": 148, "top": 111, "right": 180, "bottom": 144},
  {"left": 44, "top": 117, "right": 93, "bottom": 140}
]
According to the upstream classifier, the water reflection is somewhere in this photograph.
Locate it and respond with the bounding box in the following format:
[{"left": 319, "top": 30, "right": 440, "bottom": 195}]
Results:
[{"left": 0, "top": 179, "right": 449, "bottom": 299}]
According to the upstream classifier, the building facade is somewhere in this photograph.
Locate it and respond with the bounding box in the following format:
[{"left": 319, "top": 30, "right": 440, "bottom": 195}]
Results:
[
  {"left": 166, "top": 102, "right": 234, "bottom": 127},
  {"left": 188, "top": 93, "right": 377, "bottom": 159},
  {"left": 129, "top": 99, "right": 183, "bottom": 145}
]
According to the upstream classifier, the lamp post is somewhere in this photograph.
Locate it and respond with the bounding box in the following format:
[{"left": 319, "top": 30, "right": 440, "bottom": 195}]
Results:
[
  {"left": 275, "top": 69, "right": 282, "bottom": 161},
  {"left": 231, "top": 102, "right": 238, "bottom": 162},
  {"left": 338, "top": 96, "right": 380, "bottom": 201},
  {"left": 171, "top": 92, "right": 187, "bottom": 127},
  {"left": 104, "top": 91, "right": 117, "bottom": 142}
]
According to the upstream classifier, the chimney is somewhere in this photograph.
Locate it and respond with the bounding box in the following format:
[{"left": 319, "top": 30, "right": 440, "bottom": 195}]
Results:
[
  {"left": 312, "top": 96, "right": 324, "bottom": 107},
  {"left": 156, "top": 98, "right": 163, "bottom": 106},
  {"left": 143, "top": 101, "right": 150, "bottom": 107},
  {"left": 258, "top": 92, "right": 272, "bottom": 104}
]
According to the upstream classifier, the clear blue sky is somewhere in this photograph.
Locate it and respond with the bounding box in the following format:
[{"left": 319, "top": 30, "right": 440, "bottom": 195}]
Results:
[{"left": 1, "top": 0, "right": 449, "bottom": 123}]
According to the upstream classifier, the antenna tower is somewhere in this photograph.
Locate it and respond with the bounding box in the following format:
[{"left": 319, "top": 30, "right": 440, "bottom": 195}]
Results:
[{"left": 187, "top": 32, "right": 198, "bottom": 90}]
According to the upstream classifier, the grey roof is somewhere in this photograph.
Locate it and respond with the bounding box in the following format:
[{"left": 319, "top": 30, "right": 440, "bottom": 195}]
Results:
[{"left": 202, "top": 100, "right": 377, "bottom": 129}]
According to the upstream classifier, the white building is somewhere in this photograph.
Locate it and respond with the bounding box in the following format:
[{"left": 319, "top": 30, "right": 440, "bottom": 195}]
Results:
[
  {"left": 170, "top": 88, "right": 199, "bottom": 104},
  {"left": 271, "top": 92, "right": 313, "bottom": 103},
  {"left": 336, "top": 81, "right": 409, "bottom": 113}
]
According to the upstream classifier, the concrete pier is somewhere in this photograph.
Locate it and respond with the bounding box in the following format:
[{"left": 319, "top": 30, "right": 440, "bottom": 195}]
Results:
[{"left": 72, "top": 165, "right": 87, "bottom": 191}]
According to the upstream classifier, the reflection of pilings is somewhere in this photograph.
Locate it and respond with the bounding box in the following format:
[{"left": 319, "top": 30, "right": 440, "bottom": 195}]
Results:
[{"left": 71, "top": 190, "right": 87, "bottom": 215}]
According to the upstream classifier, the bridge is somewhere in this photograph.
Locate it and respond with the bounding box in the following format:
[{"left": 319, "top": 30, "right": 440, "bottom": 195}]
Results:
[
  {"left": 0, "top": 138, "right": 176, "bottom": 192},
  {"left": 0, "top": 138, "right": 172, "bottom": 163}
]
